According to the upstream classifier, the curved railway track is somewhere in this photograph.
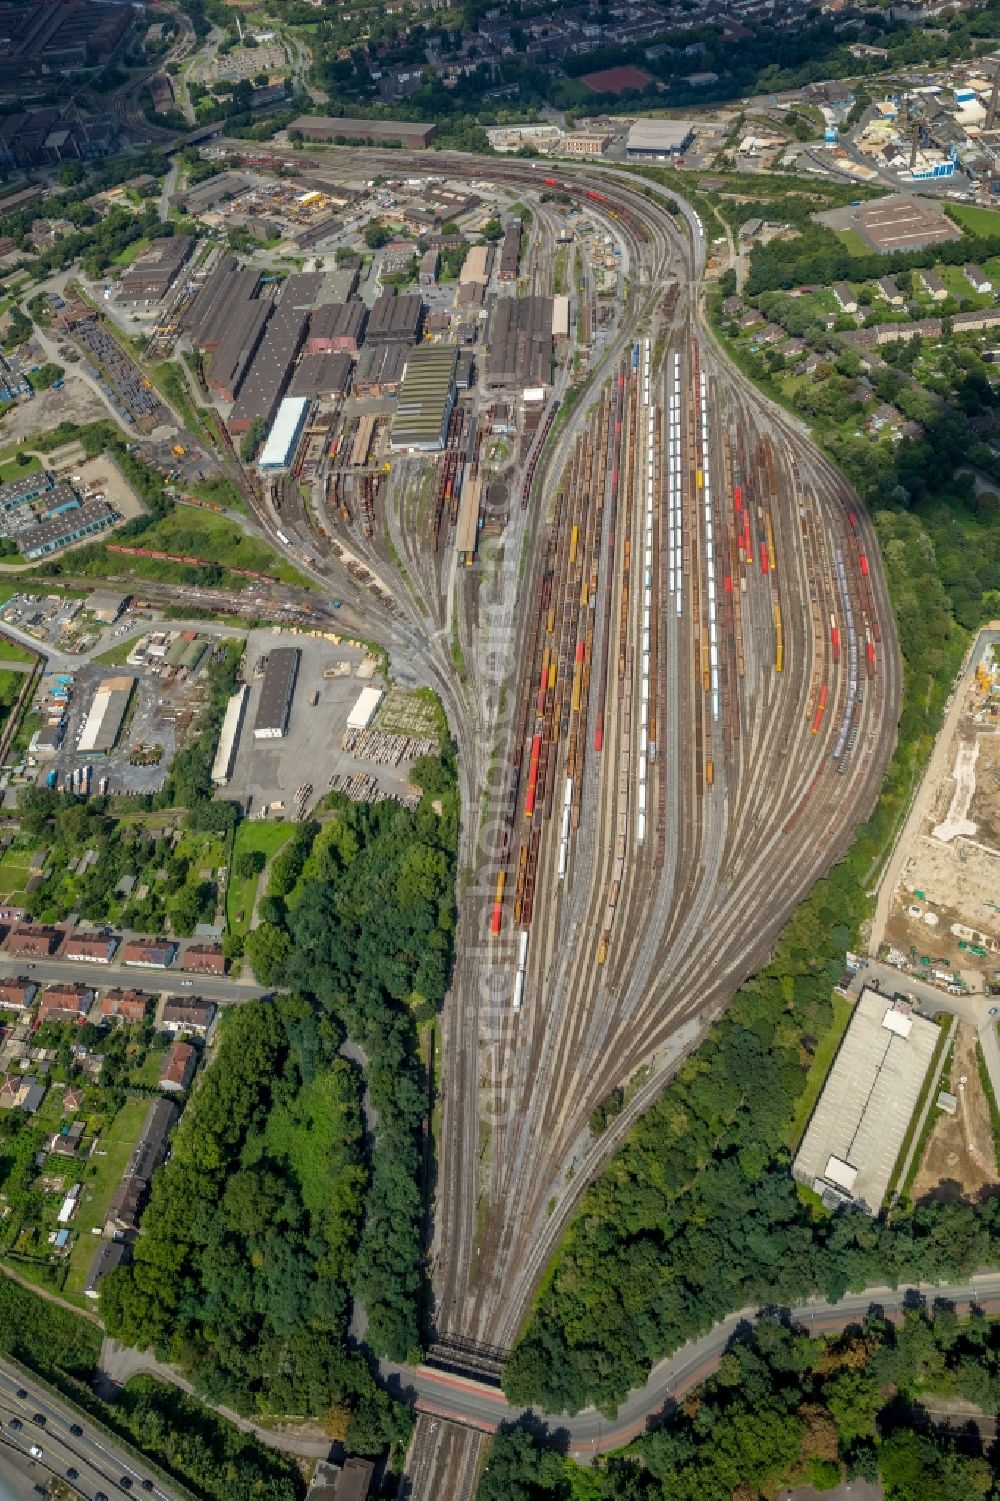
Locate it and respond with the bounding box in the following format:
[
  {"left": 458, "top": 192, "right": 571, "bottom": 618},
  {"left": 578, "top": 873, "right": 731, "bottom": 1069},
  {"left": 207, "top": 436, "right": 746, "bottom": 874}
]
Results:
[{"left": 208, "top": 139, "right": 899, "bottom": 1497}]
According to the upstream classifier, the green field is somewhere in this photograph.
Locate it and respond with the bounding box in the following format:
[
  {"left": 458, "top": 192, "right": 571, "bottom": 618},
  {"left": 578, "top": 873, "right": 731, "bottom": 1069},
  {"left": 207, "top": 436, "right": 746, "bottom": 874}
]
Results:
[
  {"left": 226, "top": 821, "right": 295, "bottom": 941},
  {"left": 0, "top": 846, "right": 31, "bottom": 905},
  {"left": 0, "top": 454, "right": 41, "bottom": 485},
  {"left": 0, "top": 638, "right": 37, "bottom": 664},
  {"left": 948, "top": 201, "right": 1000, "bottom": 236},
  {"left": 114, "top": 236, "right": 152, "bottom": 268},
  {"left": 123, "top": 508, "right": 313, "bottom": 590},
  {"left": 62, "top": 1096, "right": 153, "bottom": 1304},
  {"left": 834, "top": 227, "right": 871, "bottom": 255},
  {"left": 784, "top": 993, "right": 853, "bottom": 1150},
  {"left": 0, "top": 666, "right": 25, "bottom": 730}
]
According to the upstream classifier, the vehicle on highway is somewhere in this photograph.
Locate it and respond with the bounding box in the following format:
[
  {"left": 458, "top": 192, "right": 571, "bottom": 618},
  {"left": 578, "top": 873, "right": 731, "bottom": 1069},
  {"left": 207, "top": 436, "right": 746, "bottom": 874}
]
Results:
[
  {"left": 141, "top": 1481, "right": 153, "bottom": 1492},
  {"left": 29, "top": 1443, "right": 43, "bottom": 1458},
  {"left": 10, "top": 1418, "right": 22, "bottom": 1430},
  {"left": 16, "top": 1387, "right": 27, "bottom": 1397},
  {"left": 121, "top": 1478, "right": 133, "bottom": 1491},
  {"left": 70, "top": 1423, "right": 83, "bottom": 1436},
  {"left": 96, "top": 1492, "right": 109, "bottom": 1501},
  {"left": 67, "top": 1467, "right": 78, "bottom": 1481},
  {"left": 32, "top": 1412, "right": 45, "bottom": 1425}
]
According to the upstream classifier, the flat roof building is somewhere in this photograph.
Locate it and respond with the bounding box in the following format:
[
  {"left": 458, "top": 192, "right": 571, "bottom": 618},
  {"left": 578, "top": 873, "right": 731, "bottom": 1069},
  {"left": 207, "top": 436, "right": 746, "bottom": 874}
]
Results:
[
  {"left": 259, "top": 396, "right": 309, "bottom": 471},
  {"left": 289, "top": 116, "right": 436, "bottom": 149},
  {"left": 626, "top": 119, "right": 695, "bottom": 158},
  {"left": 307, "top": 300, "right": 367, "bottom": 354},
  {"left": 228, "top": 304, "right": 308, "bottom": 434},
  {"left": 487, "top": 296, "right": 553, "bottom": 388},
  {"left": 460, "top": 244, "right": 493, "bottom": 287},
  {"left": 254, "top": 646, "right": 299, "bottom": 739},
  {"left": 211, "top": 684, "right": 248, "bottom": 786},
  {"left": 78, "top": 676, "right": 134, "bottom": 756},
  {"left": 792, "top": 988, "right": 941, "bottom": 1215},
  {"left": 289, "top": 351, "right": 353, "bottom": 400},
  {"left": 367, "top": 289, "right": 424, "bottom": 345},
  {"left": 346, "top": 686, "right": 384, "bottom": 732},
  {"left": 390, "top": 344, "right": 458, "bottom": 452},
  {"left": 20, "top": 500, "right": 116, "bottom": 560}
]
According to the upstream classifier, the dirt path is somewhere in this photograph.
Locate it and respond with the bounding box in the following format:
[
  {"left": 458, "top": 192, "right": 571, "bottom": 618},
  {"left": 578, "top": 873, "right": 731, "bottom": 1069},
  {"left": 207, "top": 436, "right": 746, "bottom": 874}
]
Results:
[{"left": 0, "top": 1260, "right": 102, "bottom": 1326}]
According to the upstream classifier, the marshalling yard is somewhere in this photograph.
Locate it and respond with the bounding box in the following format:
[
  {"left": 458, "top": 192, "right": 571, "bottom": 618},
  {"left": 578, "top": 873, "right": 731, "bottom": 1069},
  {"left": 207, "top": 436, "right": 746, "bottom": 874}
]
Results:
[{"left": 10, "top": 137, "right": 903, "bottom": 1497}]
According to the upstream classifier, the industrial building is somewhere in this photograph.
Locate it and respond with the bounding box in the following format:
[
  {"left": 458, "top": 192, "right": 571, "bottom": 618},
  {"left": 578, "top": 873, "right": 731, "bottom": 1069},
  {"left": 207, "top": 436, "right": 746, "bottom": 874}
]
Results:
[
  {"left": 390, "top": 344, "right": 458, "bottom": 451},
  {"left": 367, "top": 289, "right": 424, "bottom": 345},
  {"left": 78, "top": 675, "right": 134, "bottom": 756},
  {"left": 228, "top": 303, "right": 308, "bottom": 434},
  {"left": 460, "top": 244, "right": 493, "bottom": 287},
  {"left": 253, "top": 647, "right": 300, "bottom": 739},
  {"left": 259, "top": 396, "right": 310, "bottom": 470},
  {"left": 290, "top": 350, "right": 353, "bottom": 399},
  {"left": 183, "top": 258, "right": 261, "bottom": 351},
  {"left": 346, "top": 686, "right": 384, "bottom": 731},
  {"left": 0, "top": 470, "right": 56, "bottom": 514},
  {"left": 19, "top": 500, "right": 117, "bottom": 560},
  {"left": 552, "top": 294, "right": 570, "bottom": 340},
  {"left": 208, "top": 298, "right": 271, "bottom": 402},
  {"left": 456, "top": 475, "right": 482, "bottom": 565},
  {"left": 353, "top": 343, "right": 408, "bottom": 396},
  {"left": 851, "top": 195, "right": 962, "bottom": 253},
  {"left": 792, "top": 989, "right": 941, "bottom": 1215},
  {"left": 211, "top": 684, "right": 249, "bottom": 786},
  {"left": 487, "top": 296, "right": 553, "bottom": 389},
  {"left": 289, "top": 115, "right": 437, "bottom": 149},
  {"left": 625, "top": 119, "right": 696, "bottom": 158},
  {"left": 307, "top": 300, "right": 368, "bottom": 354},
  {"left": 498, "top": 222, "right": 521, "bottom": 283},
  {"left": 116, "top": 235, "right": 195, "bottom": 309}
]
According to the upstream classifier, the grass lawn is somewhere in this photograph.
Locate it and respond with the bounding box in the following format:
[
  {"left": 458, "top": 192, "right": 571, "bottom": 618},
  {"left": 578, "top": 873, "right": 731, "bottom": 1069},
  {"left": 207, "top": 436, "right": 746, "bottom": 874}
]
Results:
[
  {"left": 114, "top": 236, "right": 152, "bottom": 268},
  {"left": 948, "top": 202, "right": 1000, "bottom": 236},
  {"left": 835, "top": 227, "right": 871, "bottom": 255},
  {"left": 130, "top": 508, "right": 314, "bottom": 590},
  {"left": 936, "top": 263, "right": 993, "bottom": 306},
  {"left": 130, "top": 1050, "right": 167, "bottom": 1089},
  {"left": 0, "top": 454, "right": 41, "bottom": 485},
  {"left": 93, "top": 635, "right": 139, "bottom": 667},
  {"left": 0, "top": 637, "right": 37, "bottom": 664},
  {"left": 226, "top": 821, "right": 295, "bottom": 941},
  {"left": 62, "top": 1095, "right": 152, "bottom": 1304},
  {"left": 0, "top": 666, "right": 24, "bottom": 729},
  {"left": 0, "top": 847, "right": 32, "bottom": 902},
  {"left": 784, "top": 993, "right": 853, "bottom": 1151}
]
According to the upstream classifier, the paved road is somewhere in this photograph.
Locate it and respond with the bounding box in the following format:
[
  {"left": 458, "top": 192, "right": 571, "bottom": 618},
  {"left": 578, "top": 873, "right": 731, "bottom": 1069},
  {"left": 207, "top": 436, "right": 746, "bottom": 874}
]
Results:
[
  {"left": 389, "top": 1273, "right": 1000, "bottom": 1459},
  {"left": 0, "top": 955, "right": 263, "bottom": 1005},
  {"left": 0, "top": 1357, "right": 177, "bottom": 1500}
]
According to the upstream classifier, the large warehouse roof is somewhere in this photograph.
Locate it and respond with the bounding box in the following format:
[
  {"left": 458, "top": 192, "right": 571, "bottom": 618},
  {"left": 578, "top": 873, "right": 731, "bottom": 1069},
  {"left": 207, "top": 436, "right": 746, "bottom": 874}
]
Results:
[
  {"left": 390, "top": 344, "right": 457, "bottom": 451},
  {"left": 626, "top": 119, "right": 695, "bottom": 155},
  {"left": 253, "top": 647, "right": 299, "bottom": 738},
  {"left": 792, "top": 988, "right": 941, "bottom": 1214},
  {"left": 259, "top": 397, "right": 309, "bottom": 470},
  {"left": 79, "top": 676, "right": 134, "bottom": 755}
]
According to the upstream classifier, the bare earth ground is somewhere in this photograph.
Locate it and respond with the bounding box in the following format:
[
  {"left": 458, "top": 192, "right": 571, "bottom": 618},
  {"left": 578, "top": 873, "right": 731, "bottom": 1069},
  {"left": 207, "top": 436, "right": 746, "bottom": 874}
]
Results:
[
  {"left": 0, "top": 376, "right": 106, "bottom": 445},
  {"left": 912, "top": 1021, "right": 999, "bottom": 1205}
]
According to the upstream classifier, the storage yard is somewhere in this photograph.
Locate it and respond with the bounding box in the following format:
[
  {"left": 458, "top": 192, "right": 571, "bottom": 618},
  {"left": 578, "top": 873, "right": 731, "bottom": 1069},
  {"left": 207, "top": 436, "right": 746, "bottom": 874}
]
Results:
[{"left": 224, "top": 631, "right": 432, "bottom": 816}]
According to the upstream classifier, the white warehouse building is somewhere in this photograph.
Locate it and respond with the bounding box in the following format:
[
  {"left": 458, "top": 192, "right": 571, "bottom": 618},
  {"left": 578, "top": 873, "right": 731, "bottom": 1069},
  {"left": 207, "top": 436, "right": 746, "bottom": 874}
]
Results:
[
  {"left": 212, "top": 684, "right": 249, "bottom": 786},
  {"left": 259, "top": 397, "right": 310, "bottom": 471}
]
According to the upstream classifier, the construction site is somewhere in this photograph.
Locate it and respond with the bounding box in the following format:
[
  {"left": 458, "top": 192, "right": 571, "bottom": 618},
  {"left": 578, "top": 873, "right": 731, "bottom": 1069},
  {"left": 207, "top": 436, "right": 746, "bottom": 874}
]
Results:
[{"left": 881, "top": 636, "right": 1000, "bottom": 993}]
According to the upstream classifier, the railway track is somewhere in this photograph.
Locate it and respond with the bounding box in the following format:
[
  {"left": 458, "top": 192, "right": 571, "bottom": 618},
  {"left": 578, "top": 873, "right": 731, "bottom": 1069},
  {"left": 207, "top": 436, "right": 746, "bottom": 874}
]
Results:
[{"left": 180, "top": 138, "right": 898, "bottom": 1493}]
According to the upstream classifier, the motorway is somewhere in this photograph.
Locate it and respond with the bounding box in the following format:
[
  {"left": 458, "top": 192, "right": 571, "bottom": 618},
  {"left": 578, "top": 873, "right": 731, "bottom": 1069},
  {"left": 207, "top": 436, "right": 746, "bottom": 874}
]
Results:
[{"left": 0, "top": 1358, "right": 177, "bottom": 1501}]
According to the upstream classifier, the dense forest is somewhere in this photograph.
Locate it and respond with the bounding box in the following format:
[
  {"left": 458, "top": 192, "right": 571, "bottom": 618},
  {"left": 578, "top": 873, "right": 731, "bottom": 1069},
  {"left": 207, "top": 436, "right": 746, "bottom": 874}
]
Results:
[
  {"left": 103, "top": 751, "right": 458, "bottom": 1419},
  {"left": 483, "top": 1306, "right": 1000, "bottom": 1500}
]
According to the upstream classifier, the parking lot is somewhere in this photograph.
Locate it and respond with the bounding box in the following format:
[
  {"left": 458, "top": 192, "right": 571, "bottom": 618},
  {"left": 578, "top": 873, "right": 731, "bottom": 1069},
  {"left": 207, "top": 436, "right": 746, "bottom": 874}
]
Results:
[{"left": 225, "top": 630, "right": 422, "bottom": 818}]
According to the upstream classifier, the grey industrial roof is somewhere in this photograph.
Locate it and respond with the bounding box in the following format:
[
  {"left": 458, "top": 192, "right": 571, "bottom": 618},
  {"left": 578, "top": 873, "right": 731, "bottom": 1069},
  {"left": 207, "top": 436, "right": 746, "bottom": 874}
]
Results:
[
  {"left": 254, "top": 646, "right": 300, "bottom": 734},
  {"left": 367, "top": 289, "right": 424, "bottom": 344},
  {"left": 487, "top": 295, "right": 553, "bottom": 387},
  {"left": 390, "top": 343, "right": 457, "bottom": 449},
  {"left": 210, "top": 299, "right": 271, "bottom": 395},
  {"left": 308, "top": 300, "right": 368, "bottom": 344},
  {"left": 21, "top": 500, "right": 116, "bottom": 558},
  {"left": 792, "top": 988, "right": 940, "bottom": 1214},
  {"left": 289, "top": 350, "right": 353, "bottom": 398},
  {"left": 280, "top": 271, "right": 325, "bottom": 309},
  {"left": 229, "top": 305, "right": 308, "bottom": 428},
  {"left": 626, "top": 118, "right": 695, "bottom": 152},
  {"left": 354, "top": 342, "right": 408, "bottom": 389}
]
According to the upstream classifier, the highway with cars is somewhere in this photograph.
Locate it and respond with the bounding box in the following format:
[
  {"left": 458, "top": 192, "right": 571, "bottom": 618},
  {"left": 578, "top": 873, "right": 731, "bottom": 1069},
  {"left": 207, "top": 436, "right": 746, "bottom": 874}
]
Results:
[{"left": 0, "top": 1359, "right": 177, "bottom": 1501}]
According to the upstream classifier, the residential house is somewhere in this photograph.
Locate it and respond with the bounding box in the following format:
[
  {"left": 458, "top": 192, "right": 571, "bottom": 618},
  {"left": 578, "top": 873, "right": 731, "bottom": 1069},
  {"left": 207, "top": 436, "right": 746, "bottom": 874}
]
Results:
[
  {"left": 918, "top": 268, "right": 947, "bottom": 301},
  {"left": 181, "top": 943, "right": 225, "bottom": 976},
  {"left": 754, "top": 323, "right": 785, "bottom": 346},
  {"left": 37, "top": 984, "right": 95, "bottom": 1024},
  {"left": 160, "top": 1039, "right": 196, "bottom": 1092},
  {"left": 85, "top": 1238, "right": 128, "bottom": 1299},
  {"left": 965, "top": 263, "right": 992, "bottom": 295},
  {"left": 161, "top": 998, "right": 216, "bottom": 1038},
  {"left": 122, "top": 938, "right": 176, "bottom": 969},
  {"left": 5, "top": 925, "right": 62, "bottom": 957},
  {"left": 877, "top": 276, "right": 905, "bottom": 307},
  {"left": 832, "top": 282, "right": 858, "bottom": 313},
  {"left": 64, "top": 931, "right": 118, "bottom": 964},
  {"left": 97, "top": 989, "right": 151, "bottom": 1023},
  {"left": 126, "top": 1098, "right": 178, "bottom": 1182},
  {"left": 0, "top": 978, "right": 37, "bottom": 1011},
  {"left": 49, "top": 1120, "right": 85, "bottom": 1157},
  {"left": 103, "top": 1177, "right": 145, "bottom": 1237},
  {"left": 739, "top": 309, "right": 764, "bottom": 330},
  {"left": 0, "top": 1073, "right": 45, "bottom": 1112}
]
